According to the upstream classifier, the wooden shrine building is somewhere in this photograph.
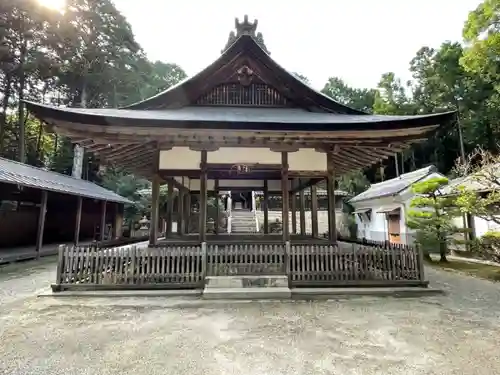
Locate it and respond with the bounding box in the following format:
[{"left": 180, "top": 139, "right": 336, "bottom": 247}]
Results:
[{"left": 25, "top": 16, "right": 456, "bottom": 290}]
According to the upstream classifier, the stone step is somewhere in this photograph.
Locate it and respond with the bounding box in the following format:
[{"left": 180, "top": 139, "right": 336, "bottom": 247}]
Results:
[
  {"left": 203, "top": 287, "right": 291, "bottom": 300},
  {"left": 203, "top": 275, "right": 291, "bottom": 300},
  {"left": 205, "top": 275, "right": 289, "bottom": 288}
]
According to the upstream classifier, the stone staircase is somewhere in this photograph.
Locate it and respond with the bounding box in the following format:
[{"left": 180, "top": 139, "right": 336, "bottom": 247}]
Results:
[{"left": 230, "top": 209, "right": 257, "bottom": 233}]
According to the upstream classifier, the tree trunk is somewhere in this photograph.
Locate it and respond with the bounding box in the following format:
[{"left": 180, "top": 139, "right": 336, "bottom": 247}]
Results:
[
  {"left": 17, "top": 37, "right": 27, "bottom": 163},
  {"left": 0, "top": 74, "right": 12, "bottom": 155},
  {"left": 439, "top": 239, "right": 448, "bottom": 262}
]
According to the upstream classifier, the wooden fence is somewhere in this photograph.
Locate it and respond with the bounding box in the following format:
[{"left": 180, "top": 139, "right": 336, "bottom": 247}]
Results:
[
  {"left": 53, "top": 241, "right": 425, "bottom": 291},
  {"left": 289, "top": 243, "right": 424, "bottom": 286},
  {"left": 206, "top": 244, "right": 285, "bottom": 276},
  {"left": 54, "top": 244, "right": 205, "bottom": 290}
]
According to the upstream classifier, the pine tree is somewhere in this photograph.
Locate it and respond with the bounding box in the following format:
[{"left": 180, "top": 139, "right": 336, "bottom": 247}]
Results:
[{"left": 406, "top": 177, "right": 463, "bottom": 262}]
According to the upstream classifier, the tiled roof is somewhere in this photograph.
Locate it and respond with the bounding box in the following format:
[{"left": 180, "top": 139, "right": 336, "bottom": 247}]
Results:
[
  {"left": 0, "top": 157, "right": 132, "bottom": 204},
  {"left": 349, "top": 166, "right": 438, "bottom": 203}
]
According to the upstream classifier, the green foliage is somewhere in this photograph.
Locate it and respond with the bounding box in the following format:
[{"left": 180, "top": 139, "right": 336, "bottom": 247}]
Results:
[
  {"left": 452, "top": 148, "right": 500, "bottom": 226},
  {"left": 406, "top": 177, "right": 462, "bottom": 261},
  {"left": 321, "top": 77, "right": 376, "bottom": 113},
  {"left": 99, "top": 167, "right": 150, "bottom": 224}
]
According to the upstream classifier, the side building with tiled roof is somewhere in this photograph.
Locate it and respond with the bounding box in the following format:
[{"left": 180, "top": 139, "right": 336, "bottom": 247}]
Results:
[
  {"left": 348, "top": 166, "right": 444, "bottom": 244},
  {"left": 0, "top": 157, "right": 132, "bottom": 259}
]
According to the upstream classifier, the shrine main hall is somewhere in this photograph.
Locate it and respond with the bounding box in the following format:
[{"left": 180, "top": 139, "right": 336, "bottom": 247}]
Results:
[{"left": 26, "top": 16, "right": 455, "bottom": 292}]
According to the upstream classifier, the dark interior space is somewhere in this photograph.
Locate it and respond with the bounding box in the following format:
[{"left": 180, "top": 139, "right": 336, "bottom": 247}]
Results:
[{"left": 0, "top": 182, "right": 119, "bottom": 248}]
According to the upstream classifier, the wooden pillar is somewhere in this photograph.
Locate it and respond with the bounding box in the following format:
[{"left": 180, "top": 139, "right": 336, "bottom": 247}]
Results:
[
  {"left": 184, "top": 192, "right": 191, "bottom": 234},
  {"left": 327, "top": 154, "right": 337, "bottom": 243},
  {"left": 74, "top": 196, "right": 82, "bottom": 245},
  {"left": 35, "top": 190, "right": 48, "bottom": 258},
  {"left": 281, "top": 152, "right": 290, "bottom": 242},
  {"left": 199, "top": 150, "right": 208, "bottom": 242},
  {"left": 166, "top": 182, "right": 174, "bottom": 236},
  {"left": 311, "top": 184, "right": 319, "bottom": 238},
  {"left": 149, "top": 176, "right": 160, "bottom": 246},
  {"left": 214, "top": 179, "right": 220, "bottom": 235},
  {"left": 100, "top": 200, "right": 107, "bottom": 242},
  {"left": 114, "top": 203, "right": 123, "bottom": 239},
  {"left": 299, "top": 187, "right": 306, "bottom": 235},
  {"left": 290, "top": 192, "right": 297, "bottom": 234},
  {"left": 263, "top": 180, "right": 269, "bottom": 234},
  {"left": 177, "top": 189, "right": 184, "bottom": 236}
]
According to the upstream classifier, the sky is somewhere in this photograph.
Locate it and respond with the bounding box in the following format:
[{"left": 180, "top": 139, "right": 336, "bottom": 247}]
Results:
[{"left": 114, "top": 0, "right": 482, "bottom": 91}]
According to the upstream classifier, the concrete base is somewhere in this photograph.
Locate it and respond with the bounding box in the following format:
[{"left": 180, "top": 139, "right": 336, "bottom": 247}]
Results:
[
  {"left": 203, "top": 287, "right": 292, "bottom": 300},
  {"left": 205, "top": 275, "right": 289, "bottom": 288},
  {"left": 203, "top": 275, "right": 291, "bottom": 300},
  {"left": 291, "top": 287, "right": 445, "bottom": 299},
  {"left": 38, "top": 289, "right": 202, "bottom": 298}
]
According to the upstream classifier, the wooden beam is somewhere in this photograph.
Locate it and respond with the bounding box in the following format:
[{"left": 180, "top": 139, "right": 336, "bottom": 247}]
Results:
[
  {"left": 263, "top": 179, "right": 269, "bottom": 234},
  {"left": 35, "top": 190, "right": 48, "bottom": 258},
  {"left": 214, "top": 179, "right": 220, "bottom": 235},
  {"left": 327, "top": 154, "right": 337, "bottom": 243},
  {"left": 281, "top": 152, "right": 290, "bottom": 242},
  {"left": 74, "top": 196, "right": 83, "bottom": 245},
  {"left": 199, "top": 150, "right": 208, "bottom": 242},
  {"left": 290, "top": 191, "right": 297, "bottom": 235},
  {"left": 100, "top": 200, "right": 107, "bottom": 242},
  {"left": 311, "top": 184, "right": 319, "bottom": 238},
  {"left": 166, "top": 182, "right": 174, "bottom": 237},
  {"left": 177, "top": 189, "right": 184, "bottom": 236},
  {"left": 299, "top": 186, "right": 306, "bottom": 235},
  {"left": 149, "top": 176, "right": 160, "bottom": 245}
]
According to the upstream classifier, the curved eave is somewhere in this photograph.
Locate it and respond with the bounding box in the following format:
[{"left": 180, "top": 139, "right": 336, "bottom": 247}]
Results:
[
  {"left": 120, "top": 35, "right": 367, "bottom": 114},
  {"left": 25, "top": 101, "right": 457, "bottom": 133}
]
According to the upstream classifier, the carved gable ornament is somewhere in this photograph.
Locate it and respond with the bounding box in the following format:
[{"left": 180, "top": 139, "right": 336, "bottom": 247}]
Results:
[{"left": 236, "top": 65, "right": 254, "bottom": 86}]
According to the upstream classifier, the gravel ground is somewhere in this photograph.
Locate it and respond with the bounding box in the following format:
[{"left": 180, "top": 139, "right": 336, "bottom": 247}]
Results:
[{"left": 1, "top": 261, "right": 500, "bottom": 375}]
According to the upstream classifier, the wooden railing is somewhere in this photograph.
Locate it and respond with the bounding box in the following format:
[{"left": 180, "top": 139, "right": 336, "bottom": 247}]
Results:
[
  {"left": 54, "top": 244, "right": 205, "bottom": 290},
  {"left": 53, "top": 241, "right": 425, "bottom": 291},
  {"left": 289, "top": 243, "right": 424, "bottom": 286}
]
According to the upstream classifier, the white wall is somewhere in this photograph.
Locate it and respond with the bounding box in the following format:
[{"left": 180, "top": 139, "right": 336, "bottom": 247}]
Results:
[{"left": 352, "top": 195, "right": 404, "bottom": 243}]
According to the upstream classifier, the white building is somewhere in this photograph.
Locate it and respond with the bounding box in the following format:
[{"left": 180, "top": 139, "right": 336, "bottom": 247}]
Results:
[{"left": 349, "top": 166, "right": 445, "bottom": 244}]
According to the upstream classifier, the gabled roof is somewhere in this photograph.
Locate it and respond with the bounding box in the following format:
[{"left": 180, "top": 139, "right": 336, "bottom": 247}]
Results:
[
  {"left": 0, "top": 157, "right": 132, "bottom": 204},
  {"left": 349, "top": 166, "right": 438, "bottom": 204},
  {"left": 121, "top": 34, "right": 366, "bottom": 114}
]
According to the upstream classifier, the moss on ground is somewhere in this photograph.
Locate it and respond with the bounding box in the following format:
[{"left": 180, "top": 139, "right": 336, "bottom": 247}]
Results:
[{"left": 427, "top": 259, "right": 500, "bottom": 282}]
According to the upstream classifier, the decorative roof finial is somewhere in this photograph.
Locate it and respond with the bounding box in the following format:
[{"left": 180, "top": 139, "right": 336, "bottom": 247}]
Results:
[{"left": 222, "top": 15, "right": 270, "bottom": 54}]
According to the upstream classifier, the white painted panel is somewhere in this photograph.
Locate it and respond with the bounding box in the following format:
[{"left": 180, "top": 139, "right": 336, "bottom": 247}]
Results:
[
  {"left": 218, "top": 180, "right": 264, "bottom": 188},
  {"left": 189, "top": 179, "right": 215, "bottom": 191},
  {"left": 208, "top": 147, "right": 281, "bottom": 164},
  {"left": 288, "top": 149, "right": 327, "bottom": 171},
  {"left": 159, "top": 147, "right": 199, "bottom": 170}
]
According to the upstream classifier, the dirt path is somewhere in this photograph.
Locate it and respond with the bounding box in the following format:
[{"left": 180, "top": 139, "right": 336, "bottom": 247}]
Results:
[{"left": 1, "top": 260, "right": 500, "bottom": 375}]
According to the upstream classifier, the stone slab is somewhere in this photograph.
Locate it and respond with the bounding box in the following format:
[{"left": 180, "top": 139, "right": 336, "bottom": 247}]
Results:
[
  {"left": 38, "top": 289, "right": 202, "bottom": 298},
  {"left": 291, "top": 287, "right": 445, "bottom": 299},
  {"left": 205, "top": 275, "right": 289, "bottom": 288},
  {"left": 203, "top": 287, "right": 292, "bottom": 300}
]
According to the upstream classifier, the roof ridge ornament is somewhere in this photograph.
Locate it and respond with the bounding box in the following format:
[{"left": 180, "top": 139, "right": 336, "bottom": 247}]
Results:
[{"left": 222, "top": 15, "right": 270, "bottom": 55}]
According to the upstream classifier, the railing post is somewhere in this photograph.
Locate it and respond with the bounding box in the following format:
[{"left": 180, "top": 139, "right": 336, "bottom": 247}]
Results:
[
  {"left": 417, "top": 243, "right": 426, "bottom": 283},
  {"left": 285, "top": 240, "right": 290, "bottom": 277},
  {"left": 55, "top": 244, "right": 65, "bottom": 286},
  {"left": 201, "top": 242, "right": 207, "bottom": 280}
]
